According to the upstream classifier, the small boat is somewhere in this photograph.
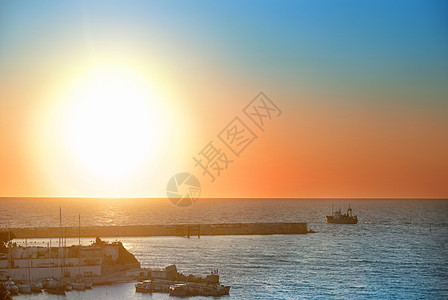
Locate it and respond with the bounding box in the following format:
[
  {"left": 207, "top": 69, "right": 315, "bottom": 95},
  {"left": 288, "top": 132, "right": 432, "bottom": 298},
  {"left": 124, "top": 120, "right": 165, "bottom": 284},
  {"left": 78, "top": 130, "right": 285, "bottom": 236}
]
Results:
[
  {"left": 134, "top": 265, "right": 231, "bottom": 297},
  {"left": 217, "top": 284, "right": 231, "bottom": 296},
  {"left": 201, "top": 284, "right": 231, "bottom": 297},
  {"left": 45, "top": 286, "right": 66, "bottom": 295},
  {"left": 42, "top": 277, "right": 58, "bottom": 289},
  {"left": 71, "top": 275, "right": 86, "bottom": 291},
  {"left": 31, "top": 282, "right": 43, "bottom": 293},
  {"left": 18, "top": 283, "right": 31, "bottom": 294},
  {"left": 326, "top": 205, "right": 358, "bottom": 224},
  {"left": 135, "top": 280, "right": 153, "bottom": 293},
  {"left": 3, "top": 280, "right": 19, "bottom": 295},
  {"left": 168, "top": 283, "right": 230, "bottom": 297},
  {"left": 43, "top": 277, "right": 66, "bottom": 295},
  {"left": 150, "top": 279, "right": 172, "bottom": 293},
  {"left": 84, "top": 281, "right": 93, "bottom": 289},
  {"left": 169, "top": 283, "right": 188, "bottom": 297},
  {"left": 71, "top": 282, "right": 85, "bottom": 291}
]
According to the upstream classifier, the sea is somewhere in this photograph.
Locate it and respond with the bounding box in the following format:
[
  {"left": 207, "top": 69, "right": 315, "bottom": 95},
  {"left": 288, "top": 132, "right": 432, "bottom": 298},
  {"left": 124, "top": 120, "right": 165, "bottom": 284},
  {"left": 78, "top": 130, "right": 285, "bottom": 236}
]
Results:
[{"left": 1, "top": 198, "right": 447, "bottom": 299}]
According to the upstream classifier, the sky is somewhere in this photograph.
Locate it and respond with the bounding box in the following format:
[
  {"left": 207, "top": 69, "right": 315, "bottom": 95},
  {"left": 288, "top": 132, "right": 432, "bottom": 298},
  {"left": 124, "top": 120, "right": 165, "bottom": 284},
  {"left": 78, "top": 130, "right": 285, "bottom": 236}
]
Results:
[{"left": 0, "top": 0, "right": 447, "bottom": 198}]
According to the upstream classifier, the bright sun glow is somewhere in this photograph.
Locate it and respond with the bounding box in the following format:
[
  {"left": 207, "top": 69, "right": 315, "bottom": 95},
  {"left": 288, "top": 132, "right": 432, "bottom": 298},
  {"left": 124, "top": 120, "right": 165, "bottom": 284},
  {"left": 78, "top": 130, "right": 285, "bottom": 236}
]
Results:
[{"left": 61, "top": 66, "right": 165, "bottom": 183}]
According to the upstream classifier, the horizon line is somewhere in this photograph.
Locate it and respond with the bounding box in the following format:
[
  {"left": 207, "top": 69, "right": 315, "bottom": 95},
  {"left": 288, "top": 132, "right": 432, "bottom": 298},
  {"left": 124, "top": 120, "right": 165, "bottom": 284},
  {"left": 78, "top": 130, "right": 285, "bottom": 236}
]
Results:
[{"left": 1, "top": 196, "right": 447, "bottom": 200}]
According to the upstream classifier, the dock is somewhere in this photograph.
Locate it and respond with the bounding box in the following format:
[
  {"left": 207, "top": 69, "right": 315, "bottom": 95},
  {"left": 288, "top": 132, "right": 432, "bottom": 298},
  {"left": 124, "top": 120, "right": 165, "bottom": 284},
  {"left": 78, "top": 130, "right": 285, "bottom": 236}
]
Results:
[{"left": 10, "top": 222, "right": 308, "bottom": 238}]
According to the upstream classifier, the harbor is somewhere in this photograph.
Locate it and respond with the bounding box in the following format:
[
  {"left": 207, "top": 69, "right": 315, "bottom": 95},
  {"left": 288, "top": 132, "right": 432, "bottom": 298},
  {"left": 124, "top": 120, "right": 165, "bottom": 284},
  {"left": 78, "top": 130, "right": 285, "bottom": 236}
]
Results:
[
  {"left": 2, "top": 211, "right": 308, "bottom": 297},
  {"left": 1, "top": 221, "right": 309, "bottom": 297},
  {"left": 0, "top": 236, "right": 231, "bottom": 297}
]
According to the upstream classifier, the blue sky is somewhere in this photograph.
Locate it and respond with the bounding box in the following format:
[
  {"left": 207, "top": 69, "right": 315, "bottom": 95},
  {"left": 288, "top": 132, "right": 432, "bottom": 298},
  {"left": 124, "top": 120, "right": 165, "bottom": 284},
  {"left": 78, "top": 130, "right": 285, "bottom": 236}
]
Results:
[{"left": 1, "top": 0, "right": 447, "bottom": 98}]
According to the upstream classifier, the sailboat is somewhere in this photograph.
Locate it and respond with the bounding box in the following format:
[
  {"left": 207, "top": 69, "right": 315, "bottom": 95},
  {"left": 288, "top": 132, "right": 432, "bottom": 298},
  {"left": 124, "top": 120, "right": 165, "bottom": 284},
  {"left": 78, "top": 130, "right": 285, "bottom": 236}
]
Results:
[
  {"left": 18, "top": 239, "right": 31, "bottom": 294},
  {"left": 71, "top": 214, "right": 88, "bottom": 291},
  {"left": 5, "top": 223, "right": 19, "bottom": 295},
  {"left": 44, "top": 208, "right": 67, "bottom": 295}
]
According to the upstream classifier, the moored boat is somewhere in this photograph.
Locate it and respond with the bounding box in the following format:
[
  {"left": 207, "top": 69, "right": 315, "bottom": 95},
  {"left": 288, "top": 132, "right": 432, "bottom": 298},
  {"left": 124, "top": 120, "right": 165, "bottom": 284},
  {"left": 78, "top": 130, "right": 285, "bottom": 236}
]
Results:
[
  {"left": 31, "top": 282, "right": 43, "bottom": 293},
  {"left": 3, "top": 280, "right": 19, "bottom": 295},
  {"left": 18, "top": 283, "right": 31, "bottom": 294},
  {"left": 135, "top": 280, "right": 152, "bottom": 293},
  {"left": 168, "top": 282, "right": 231, "bottom": 297},
  {"left": 43, "top": 277, "right": 67, "bottom": 295},
  {"left": 84, "top": 281, "right": 93, "bottom": 289},
  {"left": 71, "top": 282, "right": 85, "bottom": 291},
  {"left": 45, "top": 286, "right": 66, "bottom": 295},
  {"left": 169, "top": 283, "right": 187, "bottom": 297},
  {"left": 201, "top": 284, "right": 231, "bottom": 297}
]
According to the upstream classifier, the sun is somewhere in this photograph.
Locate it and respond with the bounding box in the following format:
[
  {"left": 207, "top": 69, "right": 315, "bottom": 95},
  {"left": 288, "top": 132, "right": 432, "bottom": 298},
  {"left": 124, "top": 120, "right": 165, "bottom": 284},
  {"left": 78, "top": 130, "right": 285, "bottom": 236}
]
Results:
[
  {"left": 30, "top": 63, "right": 194, "bottom": 196},
  {"left": 61, "top": 66, "right": 165, "bottom": 183}
]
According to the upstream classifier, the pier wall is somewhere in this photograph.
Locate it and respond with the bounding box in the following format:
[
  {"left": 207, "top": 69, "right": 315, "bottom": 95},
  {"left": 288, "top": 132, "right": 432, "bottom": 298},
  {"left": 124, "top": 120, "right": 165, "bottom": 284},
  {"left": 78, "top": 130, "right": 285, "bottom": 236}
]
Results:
[{"left": 10, "top": 222, "right": 307, "bottom": 238}]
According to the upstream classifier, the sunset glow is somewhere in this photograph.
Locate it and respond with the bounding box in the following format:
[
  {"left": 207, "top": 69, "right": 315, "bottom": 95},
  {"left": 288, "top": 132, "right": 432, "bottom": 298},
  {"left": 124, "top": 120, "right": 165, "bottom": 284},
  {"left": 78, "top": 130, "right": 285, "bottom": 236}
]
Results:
[
  {"left": 61, "top": 66, "right": 164, "bottom": 181},
  {"left": 0, "top": 0, "right": 447, "bottom": 198}
]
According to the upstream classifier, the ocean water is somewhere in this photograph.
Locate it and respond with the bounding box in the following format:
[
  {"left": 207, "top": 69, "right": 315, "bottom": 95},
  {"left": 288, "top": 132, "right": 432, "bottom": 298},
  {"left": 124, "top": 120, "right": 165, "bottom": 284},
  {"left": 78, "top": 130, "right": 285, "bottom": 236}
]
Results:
[{"left": 3, "top": 198, "right": 448, "bottom": 299}]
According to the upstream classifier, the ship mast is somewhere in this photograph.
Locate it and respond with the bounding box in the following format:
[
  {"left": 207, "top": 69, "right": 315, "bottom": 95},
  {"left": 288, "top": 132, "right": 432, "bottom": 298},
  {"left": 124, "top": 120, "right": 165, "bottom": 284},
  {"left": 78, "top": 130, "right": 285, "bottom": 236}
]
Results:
[
  {"left": 7, "top": 222, "right": 11, "bottom": 278},
  {"left": 58, "top": 206, "right": 62, "bottom": 279}
]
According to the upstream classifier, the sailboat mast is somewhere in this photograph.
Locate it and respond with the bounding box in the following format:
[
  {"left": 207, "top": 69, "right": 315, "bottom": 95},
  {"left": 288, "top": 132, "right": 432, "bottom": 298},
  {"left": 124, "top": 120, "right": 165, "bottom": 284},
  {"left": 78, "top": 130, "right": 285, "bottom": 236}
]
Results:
[
  {"left": 79, "top": 214, "right": 81, "bottom": 246},
  {"left": 78, "top": 214, "right": 81, "bottom": 277},
  {"left": 59, "top": 206, "right": 62, "bottom": 278},
  {"left": 7, "top": 223, "right": 11, "bottom": 277},
  {"left": 26, "top": 238, "right": 31, "bottom": 285},
  {"left": 48, "top": 239, "right": 51, "bottom": 274}
]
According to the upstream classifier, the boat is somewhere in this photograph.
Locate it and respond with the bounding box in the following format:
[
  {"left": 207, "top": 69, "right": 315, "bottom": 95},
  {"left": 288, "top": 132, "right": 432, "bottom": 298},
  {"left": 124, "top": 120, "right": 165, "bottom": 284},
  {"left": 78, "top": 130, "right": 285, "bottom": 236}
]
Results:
[
  {"left": 71, "top": 282, "right": 85, "bottom": 291},
  {"left": 135, "top": 265, "right": 230, "bottom": 297},
  {"left": 201, "top": 284, "right": 231, "bottom": 297},
  {"left": 169, "top": 283, "right": 187, "bottom": 297},
  {"left": 18, "top": 283, "right": 31, "bottom": 294},
  {"left": 31, "top": 282, "right": 43, "bottom": 293},
  {"left": 84, "top": 281, "right": 93, "bottom": 289},
  {"left": 45, "top": 286, "right": 66, "bottom": 295},
  {"left": 71, "top": 275, "right": 86, "bottom": 291},
  {"left": 168, "top": 282, "right": 231, "bottom": 297},
  {"left": 3, "top": 280, "right": 19, "bottom": 295},
  {"left": 42, "top": 277, "right": 58, "bottom": 289},
  {"left": 150, "top": 279, "right": 173, "bottom": 293},
  {"left": 135, "top": 280, "right": 153, "bottom": 293},
  {"left": 43, "top": 277, "right": 66, "bottom": 295},
  {"left": 326, "top": 205, "right": 358, "bottom": 224}
]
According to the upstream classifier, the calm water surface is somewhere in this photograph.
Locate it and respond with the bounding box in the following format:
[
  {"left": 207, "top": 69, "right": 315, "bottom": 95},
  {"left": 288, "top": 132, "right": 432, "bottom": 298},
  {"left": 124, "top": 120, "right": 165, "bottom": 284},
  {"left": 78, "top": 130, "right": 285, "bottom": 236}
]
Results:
[{"left": 3, "top": 198, "right": 448, "bottom": 299}]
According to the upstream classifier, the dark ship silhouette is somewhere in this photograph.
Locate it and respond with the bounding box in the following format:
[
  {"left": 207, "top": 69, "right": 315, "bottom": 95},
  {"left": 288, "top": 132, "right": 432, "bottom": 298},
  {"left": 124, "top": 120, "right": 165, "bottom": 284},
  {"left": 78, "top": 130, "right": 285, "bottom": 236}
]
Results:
[{"left": 326, "top": 205, "right": 358, "bottom": 224}]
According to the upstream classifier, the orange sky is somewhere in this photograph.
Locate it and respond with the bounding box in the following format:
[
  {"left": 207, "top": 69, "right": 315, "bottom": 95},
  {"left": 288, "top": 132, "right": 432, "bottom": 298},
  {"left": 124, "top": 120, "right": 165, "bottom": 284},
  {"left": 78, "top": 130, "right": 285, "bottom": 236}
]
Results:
[{"left": 1, "top": 1, "right": 447, "bottom": 198}]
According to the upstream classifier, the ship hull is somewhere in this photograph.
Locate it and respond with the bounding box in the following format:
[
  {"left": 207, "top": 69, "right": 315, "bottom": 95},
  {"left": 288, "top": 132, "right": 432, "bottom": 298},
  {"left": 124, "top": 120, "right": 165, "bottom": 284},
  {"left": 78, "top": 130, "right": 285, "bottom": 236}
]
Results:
[
  {"left": 326, "top": 216, "right": 358, "bottom": 224},
  {"left": 136, "top": 287, "right": 152, "bottom": 293}
]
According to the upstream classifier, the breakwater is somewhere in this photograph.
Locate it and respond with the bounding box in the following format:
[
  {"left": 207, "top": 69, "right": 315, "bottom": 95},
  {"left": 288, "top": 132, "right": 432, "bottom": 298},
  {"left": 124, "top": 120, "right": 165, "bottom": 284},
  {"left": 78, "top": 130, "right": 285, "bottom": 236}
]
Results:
[{"left": 10, "top": 222, "right": 308, "bottom": 238}]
